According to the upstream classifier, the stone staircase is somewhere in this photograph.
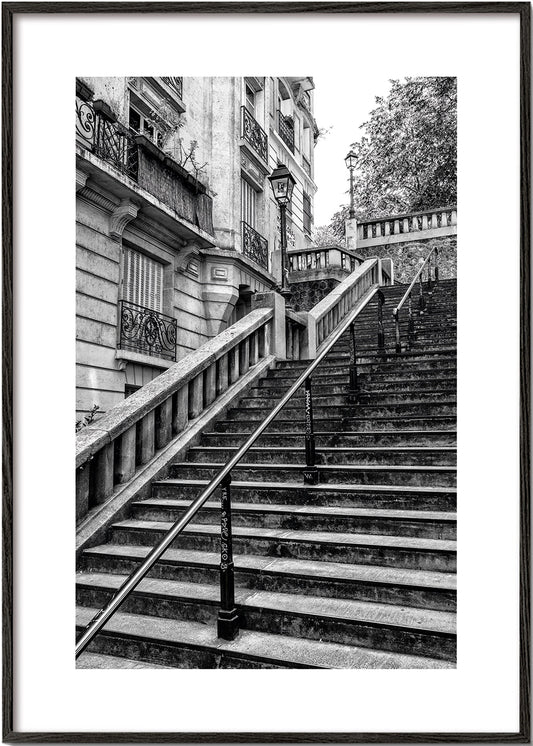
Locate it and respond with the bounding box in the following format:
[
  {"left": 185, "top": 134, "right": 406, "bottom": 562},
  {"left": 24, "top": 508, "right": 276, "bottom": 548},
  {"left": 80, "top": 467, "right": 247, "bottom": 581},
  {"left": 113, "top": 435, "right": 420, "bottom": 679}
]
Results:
[{"left": 76, "top": 278, "right": 457, "bottom": 669}]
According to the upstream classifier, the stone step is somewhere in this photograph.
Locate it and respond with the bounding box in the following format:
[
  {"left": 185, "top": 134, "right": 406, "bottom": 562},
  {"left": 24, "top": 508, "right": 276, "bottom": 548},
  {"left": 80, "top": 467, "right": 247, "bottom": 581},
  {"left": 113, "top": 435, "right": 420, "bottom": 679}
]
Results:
[
  {"left": 80, "top": 544, "right": 456, "bottom": 611},
  {"left": 238, "top": 391, "right": 456, "bottom": 408},
  {"left": 152, "top": 479, "right": 457, "bottom": 511},
  {"left": 265, "top": 367, "right": 457, "bottom": 387},
  {"left": 186, "top": 446, "right": 457, "bottom": 467},
  {"left": 108, "top": 520, "right": 456, "bottom": 572},
  {"left": 76, "top": 606, "right": 454, "bottom": 669},
  {"left": 200, "top": 430, "right": 457, "bottom": 448},
  {"left": 277, "top": 348, "right": 457, "bottom": 368},
  {"left": 225, "top": 402, "right": 457, "bottom": 420},
  {"left": 214, "top": 414, "right": 457, "bottom": 433},
  {"left": 76, "top": 573, "right": 456, "bottom": 659},
  {"left": 254, "top": 376, "right": 457, "bottom": 397},
  {"left": 131, "top": 498, "right": 456, "bottom": 538},
  {"left": 76, "top": 651, "right": 172, "bottom": 669},
  {"left": 168, "top": 462, "right": 457, "bottom": 487}
]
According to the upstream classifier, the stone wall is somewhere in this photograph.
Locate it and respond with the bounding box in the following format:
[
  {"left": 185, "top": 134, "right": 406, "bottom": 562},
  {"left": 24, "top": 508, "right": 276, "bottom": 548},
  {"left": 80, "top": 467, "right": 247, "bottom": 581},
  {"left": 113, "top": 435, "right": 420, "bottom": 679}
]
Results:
[
  {"left": 357, "top": 237, "right": 457, "bottom": 284},
  {"left": 288, "top": 278, "right": 340, "bottom": 312}
]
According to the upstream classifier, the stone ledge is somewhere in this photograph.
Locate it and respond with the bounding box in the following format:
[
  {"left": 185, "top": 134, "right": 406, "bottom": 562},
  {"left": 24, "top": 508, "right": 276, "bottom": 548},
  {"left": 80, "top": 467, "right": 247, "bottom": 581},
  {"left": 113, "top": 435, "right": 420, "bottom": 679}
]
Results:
[{"left": 115, "top": 350, "right": 174, "bottom": 370}]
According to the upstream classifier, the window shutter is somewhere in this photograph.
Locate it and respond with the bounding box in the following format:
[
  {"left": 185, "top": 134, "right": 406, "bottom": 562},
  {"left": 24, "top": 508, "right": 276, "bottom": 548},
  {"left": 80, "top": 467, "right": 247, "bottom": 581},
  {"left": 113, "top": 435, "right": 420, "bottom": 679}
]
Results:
[{"left": 122, "top": 246, "right": 163, "bottom": 312}]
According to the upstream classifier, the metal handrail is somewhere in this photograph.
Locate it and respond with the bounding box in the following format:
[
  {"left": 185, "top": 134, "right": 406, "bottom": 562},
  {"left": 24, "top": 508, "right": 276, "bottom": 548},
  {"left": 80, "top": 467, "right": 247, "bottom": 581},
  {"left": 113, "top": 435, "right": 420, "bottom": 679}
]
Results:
[
  {"left": 391, "top": 246, "right": 439, "bottom": 354},
  {"left": 75, "top": 281, "right": 380, "bottom": 658},
  {"left": 392, "top": 245, "right": 439, "bottom": 317}
]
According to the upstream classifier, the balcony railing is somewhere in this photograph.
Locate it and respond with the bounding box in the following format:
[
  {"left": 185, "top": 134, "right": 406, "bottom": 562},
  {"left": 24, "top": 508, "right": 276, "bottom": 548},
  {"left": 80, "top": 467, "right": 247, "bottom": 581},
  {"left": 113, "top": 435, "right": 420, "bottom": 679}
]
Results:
[
  {"left": 302, "top": 155, "right": 312, "bottom": 178},
  {"left": 76, "top": 97, "right": 214, "bottom": 235},
  {"left": 118, "top": 300, "right": 177, "bottom": 361},
  {"left": 241, "top": 221, "right": 268, "bottom": 270},
  {"left": 277, "top": 110, "right": 295, "bottom": 153},
  {"left": 161, "top": 77, "right": 183, "bottom": 99},
  {"left": 76, "top": 97, "right": 138, "bottom": 179},
  {"left": 241, "top": 106, "right": 268, "bottom": 162}
]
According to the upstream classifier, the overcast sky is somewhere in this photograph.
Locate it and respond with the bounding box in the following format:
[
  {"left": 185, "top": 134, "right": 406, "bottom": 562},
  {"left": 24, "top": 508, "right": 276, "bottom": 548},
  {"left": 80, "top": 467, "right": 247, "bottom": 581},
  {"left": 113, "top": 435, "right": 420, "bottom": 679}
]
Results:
[{"left": 312, "top": 74, "right": 395, "bottom": 228}]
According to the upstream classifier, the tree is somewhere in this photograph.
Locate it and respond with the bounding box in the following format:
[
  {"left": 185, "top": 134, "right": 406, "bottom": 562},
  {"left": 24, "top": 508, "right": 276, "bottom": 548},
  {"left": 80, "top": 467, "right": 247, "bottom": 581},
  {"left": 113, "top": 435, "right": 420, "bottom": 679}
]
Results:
[{"left": 315, "top": 77, "right": 456, "bottom": 239}]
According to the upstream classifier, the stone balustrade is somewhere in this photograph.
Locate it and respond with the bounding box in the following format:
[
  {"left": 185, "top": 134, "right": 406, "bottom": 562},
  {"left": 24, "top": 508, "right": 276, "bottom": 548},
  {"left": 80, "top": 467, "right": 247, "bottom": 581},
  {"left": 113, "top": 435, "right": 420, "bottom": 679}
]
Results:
[
  {"left": 357, "top": 207, "right": 457, "bottom": 248},
  {"left": 76, "top": 308, "right": 273, "bottom": 522},
  {"left": 307, "top": 257, "right": 387, "bottom": 353},
  {"left": 288, "top": 245, "right": 361, "bottom": 274}
]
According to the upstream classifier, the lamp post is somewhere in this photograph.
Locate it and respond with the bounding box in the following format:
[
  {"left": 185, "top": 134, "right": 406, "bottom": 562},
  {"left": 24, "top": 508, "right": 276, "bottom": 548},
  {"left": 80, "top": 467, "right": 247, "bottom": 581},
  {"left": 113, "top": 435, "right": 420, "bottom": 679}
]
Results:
[
  {"left": 268, "top": 163, "right": 296, "bottom": 301},
  {"left": 344, "top": 149, "right": 357, "bottom": 219}
]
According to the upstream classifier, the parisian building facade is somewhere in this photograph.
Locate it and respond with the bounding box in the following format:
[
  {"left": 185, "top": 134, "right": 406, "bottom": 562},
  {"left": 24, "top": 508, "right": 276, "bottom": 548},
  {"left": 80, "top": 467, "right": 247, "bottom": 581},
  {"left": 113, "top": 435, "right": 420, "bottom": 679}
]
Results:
[{"left": 75, "top": 76, "right": 318, "bottom": 420}]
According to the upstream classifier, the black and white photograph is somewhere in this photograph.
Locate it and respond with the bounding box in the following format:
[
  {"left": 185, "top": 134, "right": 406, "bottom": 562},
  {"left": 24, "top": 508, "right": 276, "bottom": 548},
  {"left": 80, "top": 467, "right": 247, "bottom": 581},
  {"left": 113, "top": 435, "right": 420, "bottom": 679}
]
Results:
[
  {"left": 5, "top": 4, "right": 528, "bottom": 740},
  {"left": 74, "top": 73, "right": 458, "bottom": 669}
]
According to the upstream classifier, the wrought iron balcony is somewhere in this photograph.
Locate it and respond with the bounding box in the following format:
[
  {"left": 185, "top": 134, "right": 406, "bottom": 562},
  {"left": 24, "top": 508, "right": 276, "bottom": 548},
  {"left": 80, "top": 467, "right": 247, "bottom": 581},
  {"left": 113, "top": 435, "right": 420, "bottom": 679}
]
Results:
[
  {"left": 118, "top": 300, "right": 177, "bottom": 361},
  {"left": 161, "top": 77, "right": 183, "bottom": 99},
  {"left": 241, "top": 221, "right": 268, "bottom": 270},
  {"left": 277, "top": 110, "right": 295, "bottom": 153},
  {"left": 76, "top": 97, "right": 138, "bottom": 179},
  {"left": 241, "top": 106, "right": 268, "bottom": 162},
  {"left": 302, "top": 155, "right": 312, "bottom": 178}
]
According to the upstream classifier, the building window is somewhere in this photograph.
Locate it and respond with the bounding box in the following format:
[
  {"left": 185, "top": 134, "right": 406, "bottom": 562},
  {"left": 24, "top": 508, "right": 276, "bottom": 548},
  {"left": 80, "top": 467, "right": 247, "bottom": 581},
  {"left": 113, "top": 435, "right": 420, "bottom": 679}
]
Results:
[
  {"left": 303, "top": 192, "right": 313, "bottom": 236},
  {"left": 125, "top": 383, "right": 141, "bottom": 398},
  {"left": 294, "top": 115, "right": 301, "bottom": 152},
  {"left": 241, "top": 178, "right": 257, "bottom": 229},
  {"left": 122, "top": 246, "right": 164, "bottom": 312},
  {"left": 129, "top": 105, "right": 163, "bottom": 148},
  {"left": 245, "top": 84, "right": 256, "bottom": 117},
  {"left": 119, "top": 247, "right": 177, "bottom": 361}
]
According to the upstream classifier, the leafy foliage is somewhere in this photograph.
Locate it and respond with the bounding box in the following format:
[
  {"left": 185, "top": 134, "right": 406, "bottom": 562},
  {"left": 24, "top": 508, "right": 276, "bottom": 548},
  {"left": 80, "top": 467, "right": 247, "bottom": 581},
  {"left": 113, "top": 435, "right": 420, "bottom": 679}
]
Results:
[
  {"left": 315, "top": 77, "right": 456, "bottom": 240},
  {"left": 76, "top": 404, "right": 100, "bottom": 433}
]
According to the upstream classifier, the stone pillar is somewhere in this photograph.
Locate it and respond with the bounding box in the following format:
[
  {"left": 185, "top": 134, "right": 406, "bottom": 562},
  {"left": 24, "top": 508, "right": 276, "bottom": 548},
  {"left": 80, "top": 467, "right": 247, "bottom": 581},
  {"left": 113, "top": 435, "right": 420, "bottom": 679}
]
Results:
[
  {"left": 251, "top": 290, "right": 287, "bottom": 360},
  {"left": 345, "top": 216, "right": 358, "bottom": 251}
]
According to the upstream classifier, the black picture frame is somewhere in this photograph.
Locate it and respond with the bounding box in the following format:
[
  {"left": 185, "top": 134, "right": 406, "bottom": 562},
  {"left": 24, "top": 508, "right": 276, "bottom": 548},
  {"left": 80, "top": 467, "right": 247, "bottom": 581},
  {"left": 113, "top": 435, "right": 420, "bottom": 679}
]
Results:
[{"left": 2, "top": 2, "right": 530, "bottom": 742}]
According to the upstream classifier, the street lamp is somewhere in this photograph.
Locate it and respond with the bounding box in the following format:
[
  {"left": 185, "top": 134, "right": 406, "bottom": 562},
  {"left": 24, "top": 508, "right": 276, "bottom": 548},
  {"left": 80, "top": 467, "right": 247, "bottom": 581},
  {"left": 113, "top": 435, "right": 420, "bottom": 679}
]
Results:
[
  {"left": 268, "top": 163, "right": 296, "bottom": 299},
  {"left": 344, "top": 149, "right": 357, "bottom": 219}
]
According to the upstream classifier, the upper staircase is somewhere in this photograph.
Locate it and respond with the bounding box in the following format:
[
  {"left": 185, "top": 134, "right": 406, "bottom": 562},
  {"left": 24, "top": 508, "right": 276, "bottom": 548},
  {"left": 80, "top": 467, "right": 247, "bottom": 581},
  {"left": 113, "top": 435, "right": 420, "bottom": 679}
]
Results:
[{"left": 76, "top": 277, "right": 457, "bottom": 669}]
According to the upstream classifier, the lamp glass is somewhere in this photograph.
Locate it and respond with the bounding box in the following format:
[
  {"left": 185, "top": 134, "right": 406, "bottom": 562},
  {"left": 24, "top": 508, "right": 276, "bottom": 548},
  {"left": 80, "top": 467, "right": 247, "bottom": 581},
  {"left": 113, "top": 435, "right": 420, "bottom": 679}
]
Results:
[
  {"left": 344, "top": 150, "right": 357, "bottom": 170},
  {"left": 269, "top": 165, "right": 296, "bottom": 206}
]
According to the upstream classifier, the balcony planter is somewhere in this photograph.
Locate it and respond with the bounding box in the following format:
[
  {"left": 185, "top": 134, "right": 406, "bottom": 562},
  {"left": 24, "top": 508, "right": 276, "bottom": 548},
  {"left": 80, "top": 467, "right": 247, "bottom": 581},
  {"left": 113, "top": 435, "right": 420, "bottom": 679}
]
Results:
[
  {"left": 92, "top": 99, "right": 117, "bottom": 123},
  {"left": 134, "top": 135, "right": 207, "bottom": 195}
]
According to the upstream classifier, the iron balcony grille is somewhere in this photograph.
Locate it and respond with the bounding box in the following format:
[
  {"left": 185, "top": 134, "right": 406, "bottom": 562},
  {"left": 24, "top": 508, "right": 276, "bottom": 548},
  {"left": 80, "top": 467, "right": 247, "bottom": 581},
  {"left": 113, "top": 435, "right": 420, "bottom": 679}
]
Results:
[
  {"left": 241, "top": 221, "right": 269, "bottom": 270},
  {"left": 277, "top": 110, "right": 295, "bottom": 153},
  {"left": 161, "top": 77, "right": 183, "bottom": 99},
  {"left": 76, "top": 98, "right": 138, "bottom": 180},
  {"left": 241, "top": 106, "right": 268, "bottom": 162},
  {"left": 302, "top": 155, "right": 312, "bottom": 177},
  {"left": 118, "top": 300, "right": 177, "bottom": 361}
]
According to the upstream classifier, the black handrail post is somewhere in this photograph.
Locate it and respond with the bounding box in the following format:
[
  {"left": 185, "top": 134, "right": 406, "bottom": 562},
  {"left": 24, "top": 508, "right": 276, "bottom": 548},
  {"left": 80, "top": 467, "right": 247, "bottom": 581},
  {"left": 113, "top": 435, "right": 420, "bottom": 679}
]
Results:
[
  {"left": 217, "top": 474, "right": 239, "bottom": 640},
  {"left": 435, "top": 248, "right": 440, "bottom": 284},
  {"left": 427, "top": 253, "right": 433, "bottom": 295},
  {"left": 348, "top": 321, "right": 358, "bottom": 394},
  {"left": 418, "top": 273, "right": 426, "bottom": 315},
  {"left": 394, "top": 309, "right": 401, "bottom": 354},
  {"left": 408, "top": 292, "right": 416, "bottom": 346},
  {"left": 303, "top": 378, "right": 319, "bottom": 485},
  {"left": 377, "top": 289, "right": 386, "bottom": 350}
]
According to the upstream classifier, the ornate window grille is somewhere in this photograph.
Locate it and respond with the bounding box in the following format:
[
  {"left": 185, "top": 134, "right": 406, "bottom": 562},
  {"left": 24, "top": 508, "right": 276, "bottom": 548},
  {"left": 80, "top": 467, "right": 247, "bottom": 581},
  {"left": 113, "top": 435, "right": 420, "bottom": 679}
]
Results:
[
  {"left": 241, "top": 106, "right": 268, "bottom": 162},
  {"left": 161, "top": 77, "right": 183, "bottom": 99},
  {"left": 302, "top": 155, "right": 312, "bottom": 177},
  {"left": 241, "top": 221, "right": 268, "bottom": 270},
  {"left": 118, "top": 300, "right": 177, "bottom": 361},
  {"left": 277, "top": 110, "right": 295, "bottom": 153}
]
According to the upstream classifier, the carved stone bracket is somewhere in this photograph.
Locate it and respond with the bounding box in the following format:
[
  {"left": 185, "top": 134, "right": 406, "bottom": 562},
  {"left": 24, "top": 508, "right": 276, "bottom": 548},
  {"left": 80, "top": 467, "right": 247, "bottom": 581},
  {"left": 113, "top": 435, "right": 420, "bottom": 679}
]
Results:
[
  {"left": 76, "top": 168, "right": 89, "bottom": 193},
  {"left": 176, "top": 241, "right": 202, "bottom": 274},
  {"left": 109, "top": 199, "right": 140, "bottom": 240}
]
